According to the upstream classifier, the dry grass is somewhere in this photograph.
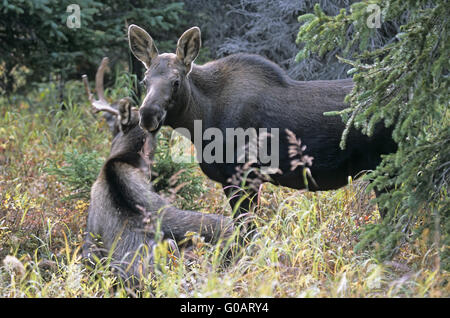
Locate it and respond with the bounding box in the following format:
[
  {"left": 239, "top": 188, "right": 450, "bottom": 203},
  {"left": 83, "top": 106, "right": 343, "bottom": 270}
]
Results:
[{"left": 0, "top": 81, "right": 448, "bottom": 298}]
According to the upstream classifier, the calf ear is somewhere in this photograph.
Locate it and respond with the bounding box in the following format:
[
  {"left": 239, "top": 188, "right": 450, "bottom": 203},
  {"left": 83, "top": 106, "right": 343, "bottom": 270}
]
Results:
[
  {"left": 128, "top": 24, "right": 158, "bottom": 69},
  {"left": 176, "top": 27, "right": 201, "bottom": 72},
  {"left": 118, "top": 98, "right": 133, "bottom": 127}
]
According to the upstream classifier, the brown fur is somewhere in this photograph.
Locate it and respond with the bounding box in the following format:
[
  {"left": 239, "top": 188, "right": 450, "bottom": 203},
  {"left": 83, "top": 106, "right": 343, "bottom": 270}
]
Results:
[
  {"left": 82, "top": 101, "right": 234, "bottom": 285},
  {"left": 128, "top": 25, "right": 397, "bottom": 218}
]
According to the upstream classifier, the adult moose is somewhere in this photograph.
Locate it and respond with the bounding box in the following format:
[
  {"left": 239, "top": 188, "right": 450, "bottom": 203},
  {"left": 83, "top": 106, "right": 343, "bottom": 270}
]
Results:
[{"left": 128, "top": 25, "right": 397, "bottom": 219}]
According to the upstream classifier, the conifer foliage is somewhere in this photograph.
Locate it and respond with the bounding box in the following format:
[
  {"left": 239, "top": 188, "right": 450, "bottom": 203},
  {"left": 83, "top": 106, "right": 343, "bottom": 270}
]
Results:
[
  {"left": 0, "top": 0, "right": 185, "bottom": 94},
  {"left": 296, "top": 1, "right": 449, "bottom": 269}
]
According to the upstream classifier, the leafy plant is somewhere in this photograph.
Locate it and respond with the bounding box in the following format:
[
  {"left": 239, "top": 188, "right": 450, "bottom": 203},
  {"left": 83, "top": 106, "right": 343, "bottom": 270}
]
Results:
[{"left": 151, "top": 128, "right": 207, "bottom": 211}]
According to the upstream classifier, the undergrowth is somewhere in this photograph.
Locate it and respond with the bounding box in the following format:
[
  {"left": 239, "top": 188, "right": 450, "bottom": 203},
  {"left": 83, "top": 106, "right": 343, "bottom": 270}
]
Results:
[{"left": 0, "top": 79, "right": 447, "bottom": 298}]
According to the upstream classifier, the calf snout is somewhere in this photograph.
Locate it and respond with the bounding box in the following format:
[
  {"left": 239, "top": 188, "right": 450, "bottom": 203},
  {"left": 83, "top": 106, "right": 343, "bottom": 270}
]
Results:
[{"left": 139, "top": 105, "right": 166, "bottom": 132}]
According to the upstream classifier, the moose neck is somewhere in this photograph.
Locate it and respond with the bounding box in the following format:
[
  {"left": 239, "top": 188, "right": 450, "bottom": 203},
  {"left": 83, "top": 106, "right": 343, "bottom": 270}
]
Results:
[{"left": 165, "top": 64, "right": 213, "bottom": 139}]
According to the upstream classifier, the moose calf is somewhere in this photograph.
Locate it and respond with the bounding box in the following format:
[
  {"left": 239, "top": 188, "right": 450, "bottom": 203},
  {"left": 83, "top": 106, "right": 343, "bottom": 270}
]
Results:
[{"left": 82, "top": 60, "right": 234, "bottom": 285}]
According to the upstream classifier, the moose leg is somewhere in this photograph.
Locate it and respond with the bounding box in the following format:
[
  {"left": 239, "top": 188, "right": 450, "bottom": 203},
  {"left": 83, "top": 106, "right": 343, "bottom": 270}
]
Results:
[
  {"left": 222, "top": 184, "right": 260, "bottom": 243},
  {"left": 222, "top": 184, "right": 256, "bottom": 219},
  {"left": 107, "top": 161, "right": 235, "bottom": 245},
  {"left": 373, "top": 187, "right": 393, "bottom": 219},
  {"left": 158, "top": 207, "right": 234, "bottom": 244}
]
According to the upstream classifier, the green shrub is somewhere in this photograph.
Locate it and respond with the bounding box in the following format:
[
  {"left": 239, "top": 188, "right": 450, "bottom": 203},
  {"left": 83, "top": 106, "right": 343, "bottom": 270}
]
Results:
[
  {"left": 151, "top": 128, "right": 207, "bottom": 211},
  {"left": 46, "top": 149, "right": 103, "bottom": 200},
  {"left": 296, "top": 1, "right": 449, "bottom": 269}
]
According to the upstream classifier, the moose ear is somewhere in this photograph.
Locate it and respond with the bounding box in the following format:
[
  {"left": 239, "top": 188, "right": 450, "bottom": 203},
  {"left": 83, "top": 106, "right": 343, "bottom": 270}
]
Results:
[
  {"left": 176, "top": 27, "right": 201, "bottom": 71},
  {"left": 118, "top": 98, "right": 133, "bottom": 127},
  {"left": 128, "top": 24, "right": 158, "bottom": 69}
]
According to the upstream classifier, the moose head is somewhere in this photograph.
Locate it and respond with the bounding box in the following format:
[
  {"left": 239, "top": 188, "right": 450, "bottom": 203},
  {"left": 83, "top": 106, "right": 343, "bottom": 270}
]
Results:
[
  {"left": 82, "top": 57, "right": 155, "bottom": 170},
  {"left": 128, "top": 24, "right": 201, "bottom": 132}
]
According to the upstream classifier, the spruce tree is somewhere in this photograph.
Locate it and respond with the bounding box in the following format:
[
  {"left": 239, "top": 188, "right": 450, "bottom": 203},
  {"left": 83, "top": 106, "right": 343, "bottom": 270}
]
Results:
[
  {"left": 296, "top": 1, "right": 449, "bottom": 269},
  {"left": 0, "top": 0, "right": 186, "bottom": 95}
]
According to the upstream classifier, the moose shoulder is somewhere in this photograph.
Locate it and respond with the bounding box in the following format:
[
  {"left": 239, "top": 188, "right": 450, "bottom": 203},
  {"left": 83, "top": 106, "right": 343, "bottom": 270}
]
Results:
[{"left": 128, "top": 25, "right": 397, "bottom": 217}]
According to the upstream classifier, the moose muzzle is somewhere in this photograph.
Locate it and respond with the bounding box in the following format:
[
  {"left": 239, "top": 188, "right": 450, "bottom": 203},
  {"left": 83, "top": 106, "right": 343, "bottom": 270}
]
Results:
[{"left": 139, "top": 105, "right": 166, "bottom": 132}]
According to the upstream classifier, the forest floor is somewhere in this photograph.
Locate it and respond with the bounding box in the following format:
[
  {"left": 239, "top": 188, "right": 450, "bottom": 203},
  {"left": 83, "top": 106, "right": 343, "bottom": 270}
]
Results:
[{"left": 0, "top": 80, "right": 448, "bottom": 297}]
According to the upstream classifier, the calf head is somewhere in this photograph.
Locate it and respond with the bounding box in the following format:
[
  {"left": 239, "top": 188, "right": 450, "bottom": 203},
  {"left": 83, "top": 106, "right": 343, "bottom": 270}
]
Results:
[
  {"left": 82, "top": 58, "right": 155, "bottom": 172},
  {"left": 109, "top": 98, "right": 154, "bottom": 160}
]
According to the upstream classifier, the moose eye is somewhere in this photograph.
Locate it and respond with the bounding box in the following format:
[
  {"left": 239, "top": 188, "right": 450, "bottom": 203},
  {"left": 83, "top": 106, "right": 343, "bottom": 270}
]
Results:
[{"left": 172, "top": 79, "right": 180, "bottom": 91}]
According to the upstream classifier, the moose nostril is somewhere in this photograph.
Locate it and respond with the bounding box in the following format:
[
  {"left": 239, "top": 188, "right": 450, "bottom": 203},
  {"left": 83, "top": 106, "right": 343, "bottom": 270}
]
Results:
[
  {"left": 139, "top": 107, "right": 151, "bottom": 122},
  {"left": 140, "top": 105, "right": 160, "bottom": 118},
  {"left": 139, "top": 105, "right": 163, "bottom": 131}
]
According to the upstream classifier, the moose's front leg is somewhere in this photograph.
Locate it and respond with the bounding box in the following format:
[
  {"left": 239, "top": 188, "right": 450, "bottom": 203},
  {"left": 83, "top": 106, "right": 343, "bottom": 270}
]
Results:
[
  {"left": 374, "top": 186, "right": 394, "bottom": 219},
  {"left": 222, "top": 184, "right": 256, "bottom": 219},
  {"left": 222, "top": 184, "right": 259, "bottom": 242}
]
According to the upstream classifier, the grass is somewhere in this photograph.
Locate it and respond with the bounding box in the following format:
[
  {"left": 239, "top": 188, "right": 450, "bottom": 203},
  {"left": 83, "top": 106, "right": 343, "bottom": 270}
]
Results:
[{"left": 0, "top": 80, "right": 448, "bottom": 298}]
